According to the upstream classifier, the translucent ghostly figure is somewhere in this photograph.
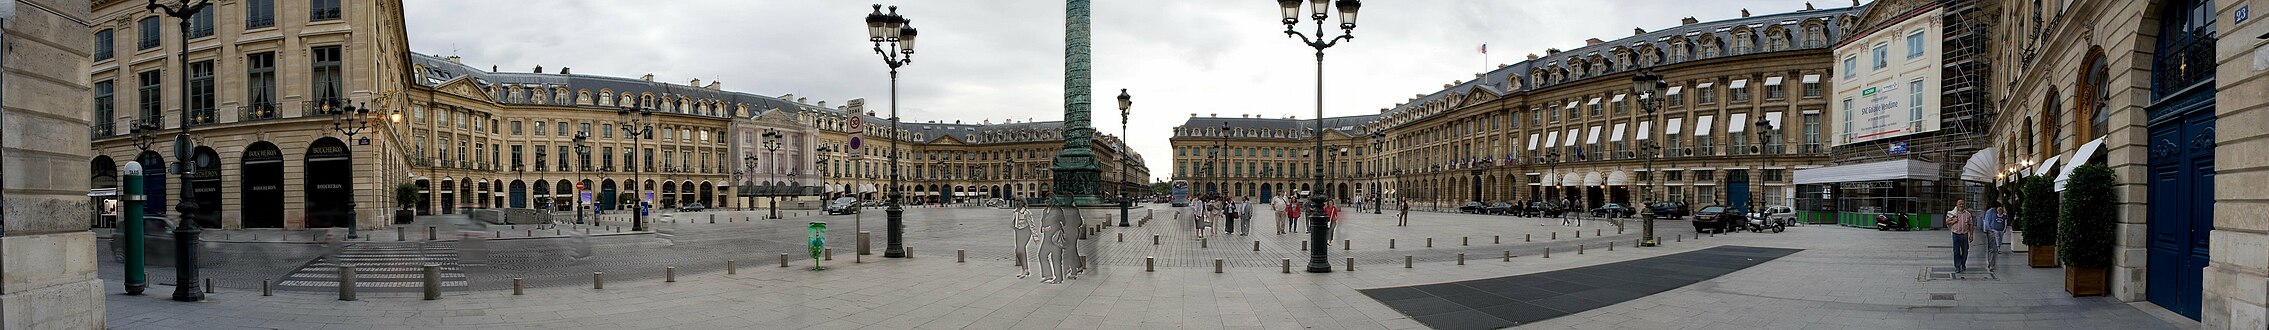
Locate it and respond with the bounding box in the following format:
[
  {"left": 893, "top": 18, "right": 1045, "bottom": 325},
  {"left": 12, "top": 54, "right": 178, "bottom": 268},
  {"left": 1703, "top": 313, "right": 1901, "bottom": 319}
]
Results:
[
  {"left": 1033, "top": 215, "right": 1058, "bottom": 283},
  {"left": 1013, "top": 205, "right": 1034, "bottom": 278}
]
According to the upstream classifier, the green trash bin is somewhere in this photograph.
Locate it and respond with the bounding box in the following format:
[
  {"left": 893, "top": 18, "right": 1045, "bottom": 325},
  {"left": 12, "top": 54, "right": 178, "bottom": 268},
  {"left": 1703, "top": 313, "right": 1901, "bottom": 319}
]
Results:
[{"left": 807, "top": 222, "right": 827, "bottom": 270}]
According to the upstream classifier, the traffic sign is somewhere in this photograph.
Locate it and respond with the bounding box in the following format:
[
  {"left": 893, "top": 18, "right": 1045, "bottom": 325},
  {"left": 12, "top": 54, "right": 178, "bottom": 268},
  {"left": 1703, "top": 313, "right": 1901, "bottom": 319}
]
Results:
[{"left": 850, "top": 137, "right": 863, "bottom": 150}]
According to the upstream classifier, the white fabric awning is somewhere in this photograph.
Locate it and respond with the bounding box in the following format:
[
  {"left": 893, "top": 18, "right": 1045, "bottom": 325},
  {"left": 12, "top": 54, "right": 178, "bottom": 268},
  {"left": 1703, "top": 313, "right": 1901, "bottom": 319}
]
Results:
[
  {"left": 1527, "top": 133, "right": 1540, "bottom": 150},
  {"left": 1763, "top": 76, "right": 1784, "bottom": 86},
  {"left": 1765, "top": 112, "right": 1784, "bottom": 130},
  {"left": 1696, "top": 82, "right": 1715, "bottom": 89},
  {"left": 1588, "top": 98, "right": 1602, "bottom": 106},
  {"left": 1611, "top": 124, "right": 1628, "bottom": 142},
  {"left": 1582, "top": 172, "right": 1603, "bottom": 186},
  {"left": 1801, "top": 74, "right": 1821, "bottom": 84},
  {"left": 1605, "top": 171, "right": 1633, "bottom": 186},
  {"left": 1611, "top": 94, "right": 1627, "bottom": 102},
  {"left": 1565, "top": 101, "right": 1578, "bottom": 109},
  {"left": 1726, "top": 114, "right": 1750, "bottom": 133},
  {"left": 1585, "top": 126, "right": 1602, "bottom": 144},
  {"left": 1728, "top": 80, "right": 1748, "bottom": 89},
  {"left": 1537, "top": 173, "right": 1555, "bottom": 186},
  {"left": 2055, "top": 137, "right": 2108, "bottom": 191},
  {"left": 1666, "top": 86, "right": 1684, "bottom": 95},
  {"left": 1793, "top": 159, "right": 1944, "bottom": 185},
  {"left": 1560, "top": 173, "right": 1579, "bottom": 186},
  {"left": 1636, "top": 122, "right": 1652, "bottom": 140},
  {"left": 1563, "top": 129, "right": 1579, "bottom": 147},
  {"left": 1666, "top": 118, "right": 1683, "bottom": 135},
  {"left": 1960, "top": 147, "right": 2000, "bottom": 183},
  {"left": 1694, "top": 115, "right": 1715, "bottom": 136},
  {"left": 1545, "top": 131, "right": 1559, "bottom": 148},
  {"left": 2033, "top": 155, "right": 2063, "bottom": 177}
]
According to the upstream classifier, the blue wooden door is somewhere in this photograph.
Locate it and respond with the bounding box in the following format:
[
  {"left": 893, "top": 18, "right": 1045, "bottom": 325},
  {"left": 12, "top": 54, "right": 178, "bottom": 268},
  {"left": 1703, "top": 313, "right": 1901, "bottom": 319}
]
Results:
[{"left": 2147, "top": 111, "right": 2212, "bottom": 320}]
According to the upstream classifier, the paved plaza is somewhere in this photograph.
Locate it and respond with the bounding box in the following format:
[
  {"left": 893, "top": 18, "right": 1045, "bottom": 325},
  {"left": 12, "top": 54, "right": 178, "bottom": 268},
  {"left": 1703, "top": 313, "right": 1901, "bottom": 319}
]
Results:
[{"left": 100, "top": 206, "right": 2188, "bottom": 329}]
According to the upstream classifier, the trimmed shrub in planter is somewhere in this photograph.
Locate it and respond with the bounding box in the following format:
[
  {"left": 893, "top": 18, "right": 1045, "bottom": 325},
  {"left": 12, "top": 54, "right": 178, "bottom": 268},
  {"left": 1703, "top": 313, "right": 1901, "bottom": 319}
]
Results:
[
  {"left": 2058, "top": 163, "right": 2116, "bottom": 296},
  {"left": 2020, "top": 175, "right": 2060, "bottom": 267}
]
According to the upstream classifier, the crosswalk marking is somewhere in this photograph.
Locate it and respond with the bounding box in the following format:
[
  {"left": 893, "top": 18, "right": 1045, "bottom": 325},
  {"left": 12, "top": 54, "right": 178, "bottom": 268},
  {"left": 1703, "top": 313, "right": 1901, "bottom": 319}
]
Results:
[{"left": 275, "top": 242, "right": 468, "bottom": 291}]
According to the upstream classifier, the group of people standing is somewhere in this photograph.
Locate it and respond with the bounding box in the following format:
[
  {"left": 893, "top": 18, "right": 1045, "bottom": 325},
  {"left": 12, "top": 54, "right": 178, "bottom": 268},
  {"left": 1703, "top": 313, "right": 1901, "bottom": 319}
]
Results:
[
  {"left": 1188, "top": 196, "right": 1257, "bottom": 238},
  {"left": 1945, "top": 200, "right": 2010, "bottom": 274}
]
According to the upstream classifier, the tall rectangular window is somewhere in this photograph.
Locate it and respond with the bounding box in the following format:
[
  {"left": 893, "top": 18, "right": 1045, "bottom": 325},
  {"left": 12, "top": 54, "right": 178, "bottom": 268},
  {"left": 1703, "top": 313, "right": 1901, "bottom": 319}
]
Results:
[
  {"left": 1842, "top": 56, "right": 1856, "bottom": 79},
  {"left": 1841, "top": 99, "right": 1855, "bottom": 142},
  {"left": 603, "top": 147, "right": 615, "bottom": 169},
  {"left": 137, "top": 17, "right": 160, "bottom": 50},
  {"left": 137, "top": 70, "right": 162, "bottom": 120},
  {"left": 244, "top": 0, "right": 274, "bottom": 28},
  {"left": 557, "top": 146, "right": 570, "bottom": 171},
  {"left": 438, "top": 137, "right": 451, "bottom": 163},
  {"left": 1802, "top": 113, "right": 1821, "bottom": 149},
  {"left": 1732, "top": 85, "right": 1751, "bottom": 102},
  {"left": 1698, "top": 86, "right": 1716, "bottom": 104},
  {"left": 310, "top": 46, "right": 344, "bottom": 103},
  {"left": 187, "top": 60, "right": 214, "bottom": 124},
  {"left": 94, "top": 29, "right": 114, "bottom": 61},
  {"left": 188, "top": 7, "right": 213, "bottom": 38},
  {"left": 511, "top": 121, "right": 523, "bottom": 135},
  {"left": 94, "top": 81, "right": 115, "bottom": 135},
  {"left": 1871, "top": 44, "right": 1888, "bottom": 69},
  {"left": 1803, "top": 81, "right": 1822, "bottom": 97},
  {"left": 310, "top": 0, "right": 341, "bottom": 21},
  {"left": 1909, "top": 79, "right": 1926, "bottom": 128},
  {"left": 556, "top": 121, "right": 568, "bottom": 136},
  {"left": 533, "top": 122, "right": 545, "bottom": 136},
  {"left": 1905, "top": 30, "right": 1925, "bottom": 59},
  {"left": 246, "top": 52, "right": 276, "bottom": 117},
  {"left": 511, "top": 145, "right": 523, "bottom": 168}
]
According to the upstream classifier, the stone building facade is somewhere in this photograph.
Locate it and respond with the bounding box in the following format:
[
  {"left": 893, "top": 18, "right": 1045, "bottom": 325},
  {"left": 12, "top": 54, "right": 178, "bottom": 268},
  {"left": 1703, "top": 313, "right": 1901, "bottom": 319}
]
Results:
[
  {"left": 4, "top": 0, "right": 107, "bottom": 327},
  {"left": 1986, "top": 0, "right": 2269, "bottom": 326}
]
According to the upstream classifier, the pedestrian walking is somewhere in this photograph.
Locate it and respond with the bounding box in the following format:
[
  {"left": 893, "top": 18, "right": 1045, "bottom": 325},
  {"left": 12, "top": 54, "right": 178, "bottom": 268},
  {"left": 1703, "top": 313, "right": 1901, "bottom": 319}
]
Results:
[
  {"left": 1397, "top": 200, "right": 1410, "bottom": 226},
  {"left": 1223, "top": 196, "right": 1240, "bottom": 235},
  {"left": 1948, "top": 200, "right": 1975, "bottom": 273},
  {"left": 1238, "top": 196, "right": 1255, "bottom": 236},
  {"left": 1980, "top": 203, "right": 2007, "bottom": 272},
  {"left": 1272, "top": 196, "right": 1286, "bottom": 235}
]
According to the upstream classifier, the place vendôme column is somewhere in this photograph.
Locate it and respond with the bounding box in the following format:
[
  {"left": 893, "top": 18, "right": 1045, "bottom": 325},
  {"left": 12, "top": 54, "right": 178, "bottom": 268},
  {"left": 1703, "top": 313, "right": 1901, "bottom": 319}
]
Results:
[
  {"left": 1, "top": 0, "right": 109, "bottom": 327},
  {"left": 1046, "top": 0, "right": 1103, "bottom": 277}
]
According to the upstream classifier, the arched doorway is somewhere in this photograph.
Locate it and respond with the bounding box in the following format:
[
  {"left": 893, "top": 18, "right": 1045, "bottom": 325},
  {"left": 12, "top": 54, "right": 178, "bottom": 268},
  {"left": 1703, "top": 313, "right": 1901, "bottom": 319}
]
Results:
[
  {"left": 303, "top": 137, "right": 353, "bottom": 229},
  {"left": 661, "top": 181, "right": 677, "bottom": 208},
  {"left": 553, "top": 180, "right": 572, "bottom": 211},
  {"left": 439, "top": 179, "right": 456, "bottom": 214},
  {"left": 599, "top": 180, "right": 618, "bottom": 211},
  {"left": 414, "top": 179, "right": 431, "bottom": 215},
  {"left": 509, "top": 180, "right": 528, "bottom": 209},
  {"left": 698, "top": 181, "right": 714, "bottom": 207},
  {"left": 680, "top": 182, "right": 696, "bottom": 207},
  {"left": 1259, "top": 183, "right": 1274, "bottom": 201},
  {"left": 91, "top": 156, "right": 118, "bottom": 228},
  {"left": 137, "top": 151, "right": 167, "bottom": 217},
  {"left": 531, "top": 181, "right": 551, "bottom": 210},
  {"left": 188, "top": 146, "right": 222, "bottom": 228}
]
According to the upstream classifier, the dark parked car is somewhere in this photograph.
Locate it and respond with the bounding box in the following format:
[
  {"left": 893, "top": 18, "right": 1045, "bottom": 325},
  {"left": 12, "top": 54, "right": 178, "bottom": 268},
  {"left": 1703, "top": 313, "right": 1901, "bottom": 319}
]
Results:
[
  {"left": 1523, "top": 202, "right": 1563, "bottom": 217},
  {"left": 1691, "top": 205, "right": 1744, "bottom": 233},
  {"left": 1485, "top": 202, "right": 1515, "bottom": 215},
  {"left": 1647, "top": 202, "right": 1690, "bottom": 219},
  {"left": 1591, "top": 203, "right": 1637, "bottom": 218},
  {"left": 677, "top": 203, "right": 707, "bottom": 212},
  {"left": 1458, "top": 201, "right": 1486, "bottom": 214},
  {"left": 826, "top": 197, "right": 860, "bottom": 215}
]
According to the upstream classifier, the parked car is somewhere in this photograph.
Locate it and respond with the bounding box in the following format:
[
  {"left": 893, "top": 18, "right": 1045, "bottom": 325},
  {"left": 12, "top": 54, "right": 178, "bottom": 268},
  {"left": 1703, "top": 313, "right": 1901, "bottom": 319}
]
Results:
[
  {"left": 1748, "top": 205, "right": 1795, "bottom": 227},
  {"left": 826, "top": 197, "right": 861, "bottom": 215},
  {"left": 1457, "top": 201, "right": 1486, "bottom": 213},
  {"left": 1691, "top": 205, "right": 1744, "bottom": 233},
  {"left": 1485, "top": 202, "right": 1516, "bottom": 215},
  {"left": 1591, "top": 203, "right": 1638, "bottom": 218},
  {"left": 1523, "top": 202, "right": 1563, "bottom": 218},
  {"left": 1647, "top": 202, "right": 1691, "bottom": 219},
  {"left": 676, "top": 203, "right": 707, "bottom": 212}
]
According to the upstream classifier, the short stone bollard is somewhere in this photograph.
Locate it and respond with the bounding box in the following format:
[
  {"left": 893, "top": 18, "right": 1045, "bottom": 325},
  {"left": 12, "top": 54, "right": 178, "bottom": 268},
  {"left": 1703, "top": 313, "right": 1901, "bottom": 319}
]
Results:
[
  {"left": 710, "top": 214, "right": 715, "bottom": 224},
  {"left": 1404, "top": 256, "right": 1413, "bottom": 268},
  {"left": 527, "top": 229, "right": 533, "bottom": 237},
  {"left": 593, "top": 272, "right": 605, "bottom": 289},
  {"left": 727, "top": 260, "right": 737, "bottom": 275},
  {"left": 1347, "top": 257, "right": 1356, "bottom": 271},
  {"left": 1463, "top": 237, "right": 1470, "bottom": 246},
  {"left": 1495, "top": 235, "right": 1501, "bottom": 244},
  {"left": 1301, "top": 240, "right": 1309, "bottom": 251},
  {"left": 423, "top": 264, "right": 442, "bottom": 300},
  {"left": 1609, "top": 242, "right": 1615, "bottom": 251},
  {"left": 824, "top": 248, "right": 833, "bottom": 261},
  {"left": 1214, "top": 259, "right": 1224, "bottom": 273},
  {"left": 1201, "top": 237, "right": 1208, "bottom": 248},
  {"left": 907, "top": 247, "right": 914, "bottom": 258},
  {"left": 780, "top": 253, "right": 790, "bottom": 267},
  {"left": 1427, "top": 238, "right": 1434, "bottom": 248},
  {"left": 1551, "top": 232, "right": 1556, "bottom": 240},
  {"left": 666, "top": 267, "right": 677, "bottom": 283},
  {"left": 338, "top": 265, "right": 357, "bottom": 301},
  {"left": 1458, "top": 253, "right": 1466, "bottom": 265},
  {"left": 1596, "top": 229, "right": 1602, "bottom": 237},
  {"left": 1678, "top": 234, "right": 1684, "bottom": 242},
  {"left": 1579, "top": 244, "right": 1586, "bottom": 254},
  {"left": 1526, "top": 234, "right": 1532, "bottom": 242},
  {"left": 1281, "top": 258, "right": 1292, "bottom": 273},
  {"left": 957, "top": 249, "right": 966, "bottom": 263},
  {"left": 1544, "top": 247, "right": 1552, "bottom": 258},
  {"left": 1391, "top": 238, "right": 1397, "bottom": 249},
  {"left": 1343, "top": 239, "right": 1351, "bottom": 250},
  {"left": 1577, "top": 231, "right": 1583, "bottom": 238},
  {"left": 1503, "top": 251, "right": 1512, "bottom": 262},
  {"left": 397, "top": 227, "right": 406, "bottom": 241},
  {"left": 262, "top": 279, "right": 273, "bottom": 296},
  {"left": 1118, "top": 233, "right": 1124, "bottom": 242},
  {"left": 1145, "top": 256, "right": 1155, "bottom": 272},
  {"left": 427, "top": 226, "right": 437, "bottom": 240},
  {"left": 1153, "top": 234, "right": 1160, "bottom": 245},
  {"left": 512, "top": 278, "right": 524, "bottom": 295},
  {"left": 1252, "top": 241, "right": 1261, "bottom": 251}
]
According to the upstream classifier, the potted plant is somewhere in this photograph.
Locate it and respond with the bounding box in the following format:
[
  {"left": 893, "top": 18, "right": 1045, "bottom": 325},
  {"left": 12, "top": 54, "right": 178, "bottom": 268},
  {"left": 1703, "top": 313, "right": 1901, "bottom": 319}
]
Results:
[
  {"left": 2058, "top": 163, "right": 2116, "bottom": 296},
  {"left": 2021, "top": 175, "right": 2060, "bottom": 268},
  {"left": 394, "top": 183, "right": 422, "bottom": 224}
]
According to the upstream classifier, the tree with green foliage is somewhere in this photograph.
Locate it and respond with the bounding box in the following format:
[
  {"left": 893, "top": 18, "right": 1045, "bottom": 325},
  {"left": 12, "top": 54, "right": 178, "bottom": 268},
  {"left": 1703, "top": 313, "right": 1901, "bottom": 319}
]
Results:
[
  {"left": 395, "top": 183, "right": 423, "bottom": 210},
  {"left": 2020, "top": 175, "right": 2058, "bottom": 247},
  {"left": 2058, "top": 163, "right": 2117, "bottom": 268}
]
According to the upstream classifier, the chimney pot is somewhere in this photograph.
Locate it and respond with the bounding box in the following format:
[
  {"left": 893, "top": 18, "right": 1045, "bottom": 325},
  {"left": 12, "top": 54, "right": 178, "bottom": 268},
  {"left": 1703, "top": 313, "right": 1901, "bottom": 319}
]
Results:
[
  {"left": 707, "top": 82, "right": 721, "bottom": 90},
  {"left": 560, "top": 67, "right": 572, "bottom": 74},
  {"left": 1527, "top": 54, "right": 1540, "bottom": 60},
  {"left": 533, "top": 65, "right": 544, "bottom": 73},
  {"left": 1681, "top": 17, "right": 1699, "bottom": 25},
  {"left": 1741, "top": 9, "right": 1751, "bottom": 17},
  {"left": 1545, "top": 48, "right": 1561, "bottom": 55},
  {"left": 1635, "top": 27, "right": 1647, "bottom": 35},
  {"left": 691, "top": 78, "right": 702, "bottom": 87},
  {"left": 445, "top": 55, "right": 462, "bottom": 63},
  {"left": 1805, "top": 2, "right": 1815, "bottom": 10},
  {"left": 1585, "top": 38, "right": 1604, "bottom": 45},
  {"left": 642, "top": 73, "right": 655, "bottom": 81}
]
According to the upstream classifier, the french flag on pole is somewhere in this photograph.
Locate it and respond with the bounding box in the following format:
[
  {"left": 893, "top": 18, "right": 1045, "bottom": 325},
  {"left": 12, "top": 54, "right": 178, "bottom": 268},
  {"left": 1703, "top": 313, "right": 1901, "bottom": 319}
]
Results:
[{"left": 1479, "top": 43, "right": 1487, "bottom": 54}]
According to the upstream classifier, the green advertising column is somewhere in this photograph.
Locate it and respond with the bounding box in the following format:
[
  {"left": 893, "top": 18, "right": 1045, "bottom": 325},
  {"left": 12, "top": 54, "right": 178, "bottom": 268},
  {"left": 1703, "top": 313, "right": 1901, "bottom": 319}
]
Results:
[
  {"left": 122, "top": 160, "right": 149, "bottom": 295},
  {"left": 808, "top": 221, "right": 828, "bottom": 271}
]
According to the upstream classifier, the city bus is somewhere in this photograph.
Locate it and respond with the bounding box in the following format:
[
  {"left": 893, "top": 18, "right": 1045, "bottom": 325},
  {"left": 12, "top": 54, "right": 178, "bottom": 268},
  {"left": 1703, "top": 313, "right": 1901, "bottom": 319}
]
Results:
[{"left": 1169, "top": 180, "right": 1191, "bottom": 207}]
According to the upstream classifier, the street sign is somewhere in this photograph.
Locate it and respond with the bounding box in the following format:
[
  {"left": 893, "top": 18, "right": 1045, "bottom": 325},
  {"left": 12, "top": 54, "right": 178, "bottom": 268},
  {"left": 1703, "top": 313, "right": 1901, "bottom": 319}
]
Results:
[
  {"left": 849, "top": 137, "right": 863, "bottom": 150},
  {"left": 1888, "top": 141, "right": 1909, "bottom": 155}
]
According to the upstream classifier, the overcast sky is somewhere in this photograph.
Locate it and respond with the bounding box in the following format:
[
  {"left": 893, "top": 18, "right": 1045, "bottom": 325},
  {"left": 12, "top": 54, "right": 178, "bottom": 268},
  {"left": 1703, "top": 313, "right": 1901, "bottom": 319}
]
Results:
[{"left": 404, "top": 0, "right": 1847, "bottom": 182}]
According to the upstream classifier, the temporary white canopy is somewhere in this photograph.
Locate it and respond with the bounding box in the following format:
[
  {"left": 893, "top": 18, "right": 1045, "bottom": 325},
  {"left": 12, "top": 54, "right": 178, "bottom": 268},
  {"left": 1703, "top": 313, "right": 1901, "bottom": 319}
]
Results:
[
  {"left": 1765, "top": 112, "right": 1784, "bottom": 130},
  {"left": 1536, "top": 172, "right": 1554, "bottom": 186},
  {"left": 1666, "top": 118, "right": 1684, "bottom": 135},
  {"left": 1696, "top": 82, "right": 1716, "bottom": 89},
  {"left": 1611, "top": 124, "right": 1628, "bottom": 142},
  {"left": 1588, "top": 97, "right": 1602, "bottom": 106},
  {"left": 1605, "top": 171, "right": 1634, "bottom": 186},
  {"left": 1545, "top": 131, "right": 1559, "bottom": 148},
  {"left": 1637, "top": 122, "right": 1652, "bottom": 140},
  {"left": 1611, "top": 94, "right": 1627, "bottom": 102},
  {"left": 1727, "top": 113, "right": 1750, "bottom": 133},
  {"left": 2056, "top": 137, "right": 2108, "bottom": 191},
  {"left": 1694, "top": 115, "right": 1715, "bottom": 136},
  {"left": 1565, "top": 101, "right": 1578, "bottom": 109},
  {"left": 1585, "top": 126, "right": 1603, "bottom": 144},
  {"left": 1959, "top": 147, "right": 1999, "bottom": 183},
  {"left": 1794, "top": 159, "right": 1943, "bottom": 185}
]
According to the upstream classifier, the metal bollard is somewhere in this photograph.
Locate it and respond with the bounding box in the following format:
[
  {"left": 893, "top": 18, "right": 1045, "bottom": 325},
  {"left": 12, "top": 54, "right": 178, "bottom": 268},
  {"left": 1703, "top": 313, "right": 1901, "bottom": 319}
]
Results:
[
  {"left": 593, "top": 272, "right": 604, "bottom": 289},
  {"left": 728, "top": 260, "right": 737, "bottom": 275},
  {"left": 527, "top": 229, "right": 533, "bottom": 237},
  {"left": 1577, "top": 230, "right": 1582, "bottom": 238},
  {"left": 1153, "top": 234, "right": 1160, "bottom": 245},
  {"left": 781, "top": 253, "right": 790, "bottom": 267},
  {"left": 205, "top": 278, "right": 214, "bottom": 293},
  {"left": 710, "top": 214, "right": 715, "bottom": 224},
  {"left": 1390, "top": 238, "right": 1397, "bottom": 249},
  {"left": 262, "top": 279, "right": 273, "bottom": 296},
  {"left": 1597, "top": 229, "right": 1602, "bottom": 237},
  {"left": 1678, "top": 234, "right": 1683, "bottom": 242},
  {"left": 1464, "top": 237, "right": 1470, "bottom": 246},
  {"left": 957, "top": 249, "right": 966, "bottom": 263},
  {"left": 1282, "top": 258, "right": 1291, "bottom": 273},
  {"left": 338, "top": 265, "right": 357, "bottom": 301},
  {"left": 1504, "top": 251, "right": 1512, "bottom": 262},
  {"left": 1609, "top": 242, "right": 1615, "bottom": 251},
  {"left": 1347, "top": 257, "right": 1356, "bottom": 271},
  {"left": 556, "top": 229, "right": 562, "bottom": 236},
  {"left": 1580, "top": 244, "right": 1586, "bottom": 254},
  {"left": 666, "top": 267, "right": 677, "bottom": 282},
  {"left": 1302, "top": 240, "right": 1308, "bottom": 251},
  {"left": 1201, "top": 237, "right": 1207, "bottom": 248},
  {"left": 1495, "top": 235, "right": 1501, "bottom": 244},
  {"left": 824, "top": 248, "right": 833, "bottom": 261},
  {"left": 1118, "top": 233, "right": 1124, "bottom": 242},
  {"left": 1527, "top": 234, "right": 1532, "bottom": 242},
  {"left": 512, "top": 278, "right": 524, "bottom": 295},
  {"left": 1343, "top": 239, "right": 1351, "bottom": 250},
  {"left": 423, "top": 264, "right": 442, "bottom": 300},
  {"left": 427, "top": 226, "right": 436, "bottom": 240},
  {"left": 1427, "top": 237, "right": 1434, "bottom": 248},
  {"left": 397, "top": 227, "right": 405, "bottom": 241},
  {"left": 1253, "top": 240, "right": 1261, "bottom": 251},
  {"left": 1458, "top": 253, "right": 1466, "bottom": 265},
  {"left": 1214, "top": 259, "right": 1223, "bottom": 273},
  {"left": 1545, "top": 247, "right": 1551, "bottom": 258},
  {"left": 906, "top": 247, "right": 913, "bottom": 258},
  {"left": 1404, "top": 256, "right": 1413, "bottom": 268},
  {"left": 1551, "top": 232, "right": 1557, "bottom": 240},
  {"left": 1145, "top": 256, "right": 1154, "bottom": 272}
]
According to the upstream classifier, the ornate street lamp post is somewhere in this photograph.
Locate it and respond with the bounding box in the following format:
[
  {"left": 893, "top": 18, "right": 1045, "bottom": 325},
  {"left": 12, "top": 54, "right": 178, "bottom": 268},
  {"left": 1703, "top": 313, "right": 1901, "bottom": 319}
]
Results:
[
  {"left": 1276, "top": 0, "right": 1361, "bottom": 273},
  {"left": 1751, "top": 117, "right": 1777, "bottom": 218},
  {"left": 1371, "top": 131, "right": 1385, "bottom": 214},
  {"left": 864, "top": 4, "right": 918, "bottom": 258},
  {"left": 763, "top": 129, "right": 785, "bottom": 219},
  {"left": 572, "top": 132, "right": 590, "bottom": 225},
  {"left": 148, "top": 0, "right": 211, "bottom": 302},
  {"left": 1631, "top": 69, "right": 1669, "bottom": 247},
  {"left": 326, "top": 101, "right": 386, "bottom": 240},
  {"left": 1117, "top": 89, "right": 1133, "bottom": 226},
  {"left": 616, "top": 106, "right": 653, "bottom": 231}
]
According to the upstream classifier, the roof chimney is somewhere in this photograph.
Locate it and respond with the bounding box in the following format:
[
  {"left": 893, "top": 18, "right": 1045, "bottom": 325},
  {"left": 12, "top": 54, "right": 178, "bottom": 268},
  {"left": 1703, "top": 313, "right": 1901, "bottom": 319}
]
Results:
[
  {"left": 491, "top": 65, "right": 498, "bottom": 72},
  {"left": 1545, "top": 48, "right": 1561, "bottom": 56},
  {"left": 1526, "top": 53, "right": 1540, "bottom": 60},
  {"left": 533, "top": 65, "right": 544, "bottom": 73},
  {"left": 1851, "top": 0, "right": 1858, "bottom": 6},
  {"left": 1741, "top": 9, "right": 1751, "bottom": 17},
  {"left": 707, "top": 81, "right": 721, "bottom": 90},
  {"left": 1634, "top": 27, "right": 1647, "bottom": 35},
  {"left": 1805, "top": 2, "right": 1815, "bottom": 10},
  {"left": 560, "top": 67, "right": 571, "bottom": 74},
  {"left": 796, "top": 97, "right": 808, "bottom": 104},
  {"left": 641, "top": 73, "right": 655, "bottom": 81},
  {"left": 445, "top": 55, "right": 462, "bottom": 63},
  {"left": 691, "top": 78, "right": 702, "bottom": 87},
  {"left": 817, "top": 100, "right": 828, "bottom": 108},
  {"left": 1190, "top": 113, "right": 1197, "bottom": 117},
  {"left": 1585, "top": 38, "right": 1604, "bottom": 45},
  {"left": 1681, "top": 17, "right": 1699, "bottom": 25},
  {"left": 1498, "top": 64, "right": 1510, "bottom": 68},
  {"left": 1210, "top": 113, "right": 1218, "bottom": 117}
]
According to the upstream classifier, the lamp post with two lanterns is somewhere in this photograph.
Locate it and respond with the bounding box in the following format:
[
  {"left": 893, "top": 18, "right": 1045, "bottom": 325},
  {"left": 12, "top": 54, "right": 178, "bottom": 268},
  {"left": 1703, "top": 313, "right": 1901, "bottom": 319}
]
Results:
[
  {"left": 1274, "top": 0, "right": 1362, "bottom": 273},
  {"left": 864, "top": 4, "right": 920, "bottom": 258},
  {"left": 1630, "top": 69, "right": 1670, "bottom": 247}
]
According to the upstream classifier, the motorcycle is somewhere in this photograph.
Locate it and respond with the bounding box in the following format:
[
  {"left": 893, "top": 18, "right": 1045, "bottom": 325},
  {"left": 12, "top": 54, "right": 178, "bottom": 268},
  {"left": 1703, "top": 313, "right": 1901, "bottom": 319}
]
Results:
[
  {"left": 1875, "top": 214, "right": 1912, "bottom": 231},
  {"left": 1744, "top": 212, "right": 1785, "bottom": 233}
]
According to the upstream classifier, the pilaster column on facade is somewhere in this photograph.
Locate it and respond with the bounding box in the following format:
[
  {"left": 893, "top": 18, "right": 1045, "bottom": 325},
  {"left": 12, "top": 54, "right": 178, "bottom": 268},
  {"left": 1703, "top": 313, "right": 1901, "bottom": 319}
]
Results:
[
  {"left": 2202, "top": 1, "right": 2269, "bottom": 327},
  {"left": 4, "top": 0, "right": 108, "bottom": 326}
]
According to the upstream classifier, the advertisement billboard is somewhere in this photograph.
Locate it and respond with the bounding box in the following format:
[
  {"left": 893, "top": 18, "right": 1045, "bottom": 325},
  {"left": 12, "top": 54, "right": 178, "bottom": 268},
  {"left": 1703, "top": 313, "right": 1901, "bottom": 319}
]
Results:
[{"left": 1831, "top": 7, "right": 1943, "bottom": 147}]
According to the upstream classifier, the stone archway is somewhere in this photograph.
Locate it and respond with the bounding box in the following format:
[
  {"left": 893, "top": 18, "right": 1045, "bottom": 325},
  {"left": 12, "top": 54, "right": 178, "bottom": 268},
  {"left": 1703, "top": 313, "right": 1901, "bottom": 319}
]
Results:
[{"left": 303, "top": 137, "right": 353, "bottom": 229}]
